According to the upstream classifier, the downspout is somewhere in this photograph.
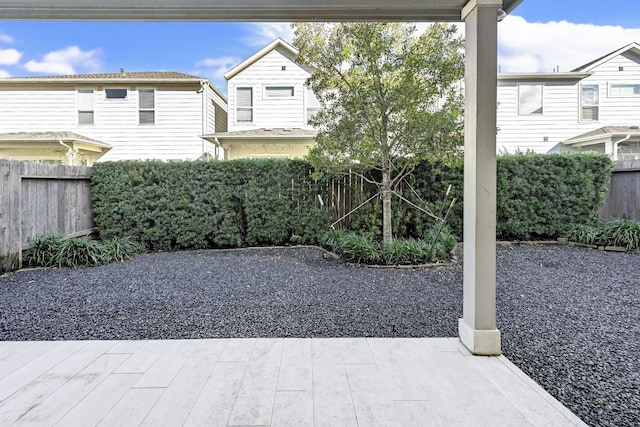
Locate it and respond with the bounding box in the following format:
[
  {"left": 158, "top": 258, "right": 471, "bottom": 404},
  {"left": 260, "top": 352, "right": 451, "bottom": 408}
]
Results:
[
  {"left": 200, "top": 80, "right": 207, "bottom": 156},
  {"left": 612, "top": 134, "right": 631, "bottom": 161},
  {"left": 59, "top": 139, "right": 74, "bottom": 165}
]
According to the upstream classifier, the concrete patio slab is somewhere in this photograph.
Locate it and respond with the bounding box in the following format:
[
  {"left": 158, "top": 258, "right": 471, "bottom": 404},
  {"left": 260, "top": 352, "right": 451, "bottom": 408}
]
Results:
[{"left": 0, "top": 338, "right": 586, "bottom": 426}]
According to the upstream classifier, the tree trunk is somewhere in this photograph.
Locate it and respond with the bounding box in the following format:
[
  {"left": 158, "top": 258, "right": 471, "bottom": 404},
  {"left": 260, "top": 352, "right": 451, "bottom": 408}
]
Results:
[{"left": 382, "top": 169, "right": 393, "bottom": 246}]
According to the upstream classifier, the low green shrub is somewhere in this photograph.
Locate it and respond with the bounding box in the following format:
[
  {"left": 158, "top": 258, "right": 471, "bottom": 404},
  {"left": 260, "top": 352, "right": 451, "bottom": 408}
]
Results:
[
  {"left": 602, "top": 219, "right": 640, "bottom": 251},
  {"left": 566, "top": 219, "right": 640, "bottom": 252},
  {"left": 26, "top": 235, "right": 143, "bottom": 268},
  {"left": 565, "top": 224, "right": 602, "bottom": 246},
  {"left": 326, "top": 223, "right": 457, "bottom": 265}
]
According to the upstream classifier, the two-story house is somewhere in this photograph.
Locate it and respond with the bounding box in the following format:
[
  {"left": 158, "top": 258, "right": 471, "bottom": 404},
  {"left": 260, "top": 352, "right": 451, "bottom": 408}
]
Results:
[
  {"left": 497, "top": 43, "right": 640, "bottom": 160},
  {"left": 0, "top": 71, "right": 227, "bottom": 164},
  {"left": 202, "top": 38, "right": 319, "bottom": 159}
]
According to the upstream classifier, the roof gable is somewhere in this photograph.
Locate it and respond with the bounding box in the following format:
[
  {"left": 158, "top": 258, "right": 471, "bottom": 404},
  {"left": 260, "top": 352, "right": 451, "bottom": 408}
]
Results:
[
  {"left": 224, "top": 38, "right": 299, "bottom": 80},
  {"left": 572, "top": 42, "right": 640, "bottom": 72}
]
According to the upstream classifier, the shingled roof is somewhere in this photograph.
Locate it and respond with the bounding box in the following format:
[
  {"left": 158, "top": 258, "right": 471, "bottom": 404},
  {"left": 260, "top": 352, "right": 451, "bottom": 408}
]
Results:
[{"left": 15, "top": 71, "right": 202, "bottom": 80}]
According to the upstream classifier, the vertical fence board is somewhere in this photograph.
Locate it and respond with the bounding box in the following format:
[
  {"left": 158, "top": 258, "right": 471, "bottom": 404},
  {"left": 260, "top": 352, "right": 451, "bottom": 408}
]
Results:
[{"left": 0, "top": 160, "right": 94, "bottom": 272}]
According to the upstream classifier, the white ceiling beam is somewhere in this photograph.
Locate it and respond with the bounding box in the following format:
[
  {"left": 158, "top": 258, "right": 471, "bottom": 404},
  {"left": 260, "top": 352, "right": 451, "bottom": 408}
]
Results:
[{"left": 0, "top": 0, "right": 523, "bottom": 21}]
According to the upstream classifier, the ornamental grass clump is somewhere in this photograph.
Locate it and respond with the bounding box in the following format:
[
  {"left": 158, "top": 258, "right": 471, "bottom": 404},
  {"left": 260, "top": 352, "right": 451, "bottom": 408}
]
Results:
[
  {"left": 566, "top": 219, "right": 640, "bottom": 252},
  {"left": 26, "top": 235, "right": 143, "bottom": 268},
  {"left": 602, "top": 219, "right": 640, "bottom": 252},
  {"left": 326, "top": 222, "right": 456, "bottom": 265}
]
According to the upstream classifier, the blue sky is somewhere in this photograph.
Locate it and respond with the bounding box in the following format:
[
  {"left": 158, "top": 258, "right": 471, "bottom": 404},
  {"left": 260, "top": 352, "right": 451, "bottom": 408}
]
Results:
[{"left": 0, "top": 1, "right": 639, "bottom": 95}]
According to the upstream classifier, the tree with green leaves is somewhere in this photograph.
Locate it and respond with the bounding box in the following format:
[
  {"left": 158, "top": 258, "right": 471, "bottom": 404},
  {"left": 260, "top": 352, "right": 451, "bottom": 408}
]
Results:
[{"left": 293, "top": 22, "right": 464, "bottom": 245}]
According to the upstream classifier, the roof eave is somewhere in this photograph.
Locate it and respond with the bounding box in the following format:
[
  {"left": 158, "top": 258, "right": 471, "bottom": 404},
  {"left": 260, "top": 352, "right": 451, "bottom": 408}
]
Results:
[{"left": 498, "top": 72, "right": 592, "bottom": 81}]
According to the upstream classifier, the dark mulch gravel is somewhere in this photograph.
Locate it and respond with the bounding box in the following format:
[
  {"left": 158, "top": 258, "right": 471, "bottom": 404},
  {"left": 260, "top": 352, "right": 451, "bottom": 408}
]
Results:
[{"left": 0, "top": 245, "right": 638, "bottom": 426}]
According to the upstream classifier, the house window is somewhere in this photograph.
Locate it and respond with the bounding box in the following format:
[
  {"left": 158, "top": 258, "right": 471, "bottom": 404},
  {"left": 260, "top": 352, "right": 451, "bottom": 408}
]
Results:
[
  {"left": 105, "top": 88, "right": 127, "bottom": 99},
  {"left": 139, "top": 88, "right": 155, "bottom": 124},
  {"left": 265, "top": 86, "right": 294, "bottom": 98},
  {"left": 77, "top": 88, "right": 95, "bottom": 125},
  {"left": 581, "top": 84, "right": 599, "bottom": 121},
  {"left": 518, "top": 84, "right": 543, "bottom": 115},
  {"left": 236, "top": 87, "right": 253, "bottom": 123},
  {"left": 610, "top": 83, "right": 640, "bottom": 96}
]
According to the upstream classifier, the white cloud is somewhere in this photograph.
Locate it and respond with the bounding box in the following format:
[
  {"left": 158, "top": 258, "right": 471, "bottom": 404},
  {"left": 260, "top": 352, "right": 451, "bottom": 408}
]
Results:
[
  {"left": 498, "top": 16, "right": 640, "bottom": 73},
  {"left": 24, "top": 46, "right": 102, "bottom": 75},
  {"left": 0, "top": 33, "right": 14, "bottom": 44},
  {"left": 0, "top": 69, "right": 11, "bottom": 78},
  {"left": 244, "top": 23, "right": 294, "bottom": 47},
  {"left": 196, "top": 56, "right": 240, "bottom": 76},
  {"left": 0, "top": 48, "right": 21, "bottom": 65}
]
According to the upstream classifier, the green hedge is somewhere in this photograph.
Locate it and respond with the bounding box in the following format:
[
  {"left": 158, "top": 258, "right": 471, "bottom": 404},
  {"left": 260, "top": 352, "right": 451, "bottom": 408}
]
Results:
[
  {"left": 91, "top": 159, "right": 325, "bottom": 251},
  {"left": 91, "top": 153, "right": 612, "bottom": 250},
  {"left": 347, "top": 153, "right": 612, "bottom": 240}
]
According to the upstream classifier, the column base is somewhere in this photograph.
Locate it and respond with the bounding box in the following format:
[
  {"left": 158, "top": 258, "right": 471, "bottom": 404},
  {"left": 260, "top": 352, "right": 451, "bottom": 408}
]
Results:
[{"left": 458, "top": 318, "right": 501, "bottom": 355}]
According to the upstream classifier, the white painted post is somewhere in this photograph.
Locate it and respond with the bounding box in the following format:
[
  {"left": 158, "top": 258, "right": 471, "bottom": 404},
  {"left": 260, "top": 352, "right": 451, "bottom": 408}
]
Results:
[{"left": 459, "top": 0, "right": 502, "bottom": 356}]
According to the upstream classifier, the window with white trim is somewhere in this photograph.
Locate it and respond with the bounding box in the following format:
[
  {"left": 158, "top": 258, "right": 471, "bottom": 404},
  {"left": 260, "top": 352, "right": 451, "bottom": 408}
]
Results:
[
  {"left": 265, "top": 86, "right": 294, "bottom": 98},
  {"left": 138, "top": 88, "right": 155, "bottom": 124},
  {"left": 236, "top": 87, "right": 253, "bottom": 123},
  {"left": 581, "top": 84, "right": 599, "bottom": 121},
  {"left": 518, "top": 84, "right": 543, "bottom": 115},
  {"left": 610, "top": 83, "right": 640, "bottom": 96},
  {"left": 77, "top": 88, "right": 95, "bottom": 125}
]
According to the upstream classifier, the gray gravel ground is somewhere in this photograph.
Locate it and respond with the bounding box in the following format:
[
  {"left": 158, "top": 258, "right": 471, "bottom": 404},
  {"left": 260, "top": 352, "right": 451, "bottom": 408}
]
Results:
[{"left": 0, "top": 245, "right": 638, "bottom": 426}]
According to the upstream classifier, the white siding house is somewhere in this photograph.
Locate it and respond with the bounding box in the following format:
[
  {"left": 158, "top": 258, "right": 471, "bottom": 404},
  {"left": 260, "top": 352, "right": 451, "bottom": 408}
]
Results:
[
  {"left": 0, "top": 71, "right": 227, "bottom": 164},
  {"left": 203, "top": 38, "right": 318, "bottom": 159},
  {"left": 497, "top": 43, "right": 640, "bottom": 160}
]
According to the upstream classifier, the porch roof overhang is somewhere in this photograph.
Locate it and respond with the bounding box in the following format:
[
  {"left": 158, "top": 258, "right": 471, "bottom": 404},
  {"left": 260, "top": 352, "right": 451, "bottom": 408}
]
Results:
[
  {"left": 203, "top": 128, "right": 317, "bottom": 144},
  {"left": 0, "top": 0, "right": 524, "bottom": 21},
  {"left": 498, "top": 72, "right": 592, "bottom": 82},
  {"left": 563, "top": 126, "right": 640, "bottom": 147},
  {"left": 0, "top": 131, "right": 112, "bottom": 153}
]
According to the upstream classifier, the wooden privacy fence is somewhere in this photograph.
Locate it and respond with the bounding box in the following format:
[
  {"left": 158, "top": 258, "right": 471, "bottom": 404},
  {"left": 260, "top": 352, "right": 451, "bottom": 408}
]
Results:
[
  {"left": 600, "top": 159, "right": 640, "bottom": 222},
  {"left": 0, "top": 160, "right": 94, "bottom": 272}
]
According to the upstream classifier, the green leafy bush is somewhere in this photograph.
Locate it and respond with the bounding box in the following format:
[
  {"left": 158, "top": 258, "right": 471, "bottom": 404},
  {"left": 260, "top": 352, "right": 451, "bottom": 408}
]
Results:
[
  {"left": 603, "top": 219, "right": 640, "bottom": 251},
  {"left": 91, "top": 153, "right": 612, "bottom": 251},
  {"left": 566, "top": 219, "right": 640, "bottom": 252},
  {"left": 326, "top": 223, "right": 457, "bottom": 265},
  {"left": 565, "top": 224, "right": 602, "bottom": 246},
  {"left": 91, "top": 159, "right": 326, "bottom": 251},
  {"left": 26, "top": 235, "right": 143, "bottom": 268}
]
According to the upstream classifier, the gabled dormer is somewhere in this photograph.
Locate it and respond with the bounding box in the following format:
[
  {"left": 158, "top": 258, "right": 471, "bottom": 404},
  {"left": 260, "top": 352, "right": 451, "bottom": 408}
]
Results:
[{"left": 224, "top": 38, "right": 319, "bottom": 132}]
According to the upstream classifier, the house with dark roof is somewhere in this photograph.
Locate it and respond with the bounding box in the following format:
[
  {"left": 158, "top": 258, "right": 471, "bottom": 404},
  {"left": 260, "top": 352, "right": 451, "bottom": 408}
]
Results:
[
  {"left": 0, "top": 71, "right": 227, "bottom": 164},
  {"left": 202, "top": 38, "right": 319, "bottom": 159},
  {"left": 496, "top": 43, "right": 640, "bottom": 160}
]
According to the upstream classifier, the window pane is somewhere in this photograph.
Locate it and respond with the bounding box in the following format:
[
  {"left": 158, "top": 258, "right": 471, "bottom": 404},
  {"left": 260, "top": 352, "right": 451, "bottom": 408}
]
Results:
[
  {"left": 78, "top": 111, "right": 94, "bottom": 125},
  {"left": 77, "top": 88, "right": 94, "bottom": 110},
  {"left": 106, "top": 88, "right": 127, "bottom": 99},
  {"left": 518, "top": 84, "right": 543, "bottom": 115},
  {"left": 236, "top": 87, "right": 252, "bottom": 107},
  {"left": 139, "top": 89, "right": 155, "bottom": 109},
  {"left": 582, "top": 85, "right": 599, "bottom": 105},
  {"left": 266, "top": 86, "right": 294, "bottom": 97},
  {"left": 582, "top": 106, "right": 599, "bottom": 121},
  {"left": 139, "top": 110, "right": 155, "bottom": 124},
  {"left": 237, "top": 108, "right": 253, "bottom": 122},
  {"left": 611, "top": 84, "right": 640, "bottom": 96}
]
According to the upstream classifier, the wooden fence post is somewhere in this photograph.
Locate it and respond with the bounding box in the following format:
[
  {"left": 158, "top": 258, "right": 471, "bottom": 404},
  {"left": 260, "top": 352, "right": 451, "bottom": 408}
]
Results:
[{"left": 0, "top": 160, "right": 23, "bottom": 272}]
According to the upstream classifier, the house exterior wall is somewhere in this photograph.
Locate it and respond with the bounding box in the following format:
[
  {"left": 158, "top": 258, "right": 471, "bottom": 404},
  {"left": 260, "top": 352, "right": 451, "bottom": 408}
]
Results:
[
  {"left": 496, "top": 50, "right": 640, "bottom": 154},
  {"left": 227, "top": 46, "right": 318, "bottom": 132},
  {"left": 224, "top": 140, "right": 313, "bottom": 160},
  {"left": 0, "top": 81, "right": 226, "bottom": 161}
]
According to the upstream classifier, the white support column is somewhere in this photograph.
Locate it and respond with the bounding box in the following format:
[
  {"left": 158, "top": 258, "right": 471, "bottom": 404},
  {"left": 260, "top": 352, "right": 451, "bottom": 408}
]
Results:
[{"left": 459, "top": 0, "right": 502, "bottom": 356}]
